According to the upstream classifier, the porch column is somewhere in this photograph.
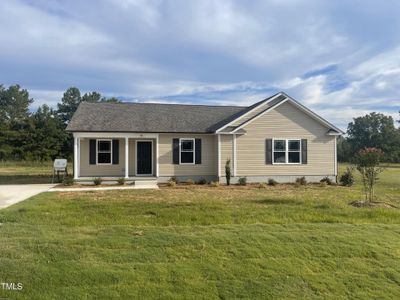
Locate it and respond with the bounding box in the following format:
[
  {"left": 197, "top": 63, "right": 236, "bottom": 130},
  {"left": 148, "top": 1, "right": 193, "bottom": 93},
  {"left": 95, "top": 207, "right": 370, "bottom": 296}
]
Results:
[
  {"left": 77, "top": 137, "right": 80, "bottom": 178},
  {"left": 156, "top": 135, "right": 159, "bottom": 177},
  {"left": 217, "top": 134, "right": 221, "bottom": 177},
  {"left": 125, "top": 137, "right": 129, "bottom": 179},
  {"left": 233, "top": 134, "right": 237, "bottom": 177},
  {"left": 73, "top": 136, "right": 79, "bottom": 180}
]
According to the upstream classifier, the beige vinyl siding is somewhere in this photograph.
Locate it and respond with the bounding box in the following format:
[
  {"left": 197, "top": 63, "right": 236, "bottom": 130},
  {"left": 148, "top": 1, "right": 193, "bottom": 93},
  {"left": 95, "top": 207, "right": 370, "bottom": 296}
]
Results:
[
  {"left": 233, "top": 101, "right": 335, "bottom": 176},
  {"left": 219, "top": 135, "right": 233, "bottom": 175},
  {"left": 158, "top": 134, "right": 217, "bottom": 176},
  {"left": 230, "top": 103, "right": 271, "bottom": 126},
  {"left": 79, "top": 138, "right": 125, "bottom": 177}
]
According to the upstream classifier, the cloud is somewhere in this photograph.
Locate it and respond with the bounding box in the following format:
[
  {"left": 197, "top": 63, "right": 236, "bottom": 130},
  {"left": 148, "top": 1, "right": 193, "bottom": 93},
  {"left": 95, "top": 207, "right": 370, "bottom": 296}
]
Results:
[
  {"left": 0, "top": 0, "right": 399, "bottom": 131},
  {"left": 29, "top": 89, "right": 65, "bottom": 109}
]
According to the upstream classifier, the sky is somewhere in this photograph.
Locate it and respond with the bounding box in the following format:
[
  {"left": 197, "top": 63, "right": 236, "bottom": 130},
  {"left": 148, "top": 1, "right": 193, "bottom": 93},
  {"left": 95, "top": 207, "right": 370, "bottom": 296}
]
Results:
[{"left": 0, "top": 0, "right": 399, "bottom": 130}]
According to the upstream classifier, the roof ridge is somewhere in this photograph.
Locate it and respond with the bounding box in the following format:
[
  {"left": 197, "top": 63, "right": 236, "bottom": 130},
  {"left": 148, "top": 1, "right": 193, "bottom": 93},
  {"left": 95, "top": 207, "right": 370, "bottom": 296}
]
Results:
[{"left": 81, "top": 101, "right": 247, "bottom": 109}]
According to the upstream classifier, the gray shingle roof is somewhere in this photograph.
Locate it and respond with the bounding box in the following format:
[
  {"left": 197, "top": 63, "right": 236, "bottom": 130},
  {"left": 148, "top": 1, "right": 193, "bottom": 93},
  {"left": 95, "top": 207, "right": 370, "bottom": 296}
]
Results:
[{"left": 66, "top": 101, "right": 248, "bottom": 133}]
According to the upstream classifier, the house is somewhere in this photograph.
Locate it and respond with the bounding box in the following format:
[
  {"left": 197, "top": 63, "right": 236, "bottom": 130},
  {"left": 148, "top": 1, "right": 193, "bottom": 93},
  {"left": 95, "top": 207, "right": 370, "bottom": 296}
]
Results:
[{"left": 66, "top": 92, "right": 343, "bottom": 184}]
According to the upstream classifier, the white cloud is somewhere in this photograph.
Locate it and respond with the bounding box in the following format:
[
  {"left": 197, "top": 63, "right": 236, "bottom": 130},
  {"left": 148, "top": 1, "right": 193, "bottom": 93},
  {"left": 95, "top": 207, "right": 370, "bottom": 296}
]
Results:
[
  {"left": 28, "top": 89, "right": 65, "bottom": 109},
  {"left": 0, "top": 0, "right": 161, "bottom": 79},
  {"left": 1, "top": 0, "right": 399, "bottom": 131},
  {"left": 290, "top": 47, "right": 400, "bottom": 108}
]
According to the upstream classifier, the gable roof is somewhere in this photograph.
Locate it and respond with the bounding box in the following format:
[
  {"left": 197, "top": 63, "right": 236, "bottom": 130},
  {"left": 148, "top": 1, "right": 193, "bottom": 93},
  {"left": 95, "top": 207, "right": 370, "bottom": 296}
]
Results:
[
  {"left": 215, "top": 93, "right": 287, "bottom": 132},
  {"left": 66, "top": 92, "right": 344, "bottom": 134},
  {"left": 225, "top": 92, "right": 344, "bottom": 134},
  {"left": 66, "top": 102, "right": 246, "bottom": 133},
  {"left": 282, "top": 94, "right": 344, "bottom": 134}
]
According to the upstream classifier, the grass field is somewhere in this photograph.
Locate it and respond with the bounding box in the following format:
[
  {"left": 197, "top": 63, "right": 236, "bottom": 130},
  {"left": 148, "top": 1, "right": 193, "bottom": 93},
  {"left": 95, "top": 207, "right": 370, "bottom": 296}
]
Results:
[
  {"left": 0, "top": 164, "right": 399, "bottom": 299},
  {"left": 0, "top": 161, "right": 72, "bottom": 184}
]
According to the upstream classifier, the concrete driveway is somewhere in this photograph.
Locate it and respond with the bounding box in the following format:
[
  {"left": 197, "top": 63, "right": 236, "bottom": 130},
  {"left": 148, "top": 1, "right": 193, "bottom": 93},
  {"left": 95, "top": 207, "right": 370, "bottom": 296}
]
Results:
[{"left": 0, "top": 184, "right": 56, "bottom": 209}]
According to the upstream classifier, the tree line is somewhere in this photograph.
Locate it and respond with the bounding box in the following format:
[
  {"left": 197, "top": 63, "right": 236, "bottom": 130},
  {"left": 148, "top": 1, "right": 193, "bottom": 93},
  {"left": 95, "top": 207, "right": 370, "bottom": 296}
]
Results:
[
  {"left": 0, "top": 84, "right": 399, "bottom": 162},
  {"left": 338, "top": 112, "right": 400, "bottom": 162},
  {"left": 0, "top": 85, "right": 119, "bottom": 161}
]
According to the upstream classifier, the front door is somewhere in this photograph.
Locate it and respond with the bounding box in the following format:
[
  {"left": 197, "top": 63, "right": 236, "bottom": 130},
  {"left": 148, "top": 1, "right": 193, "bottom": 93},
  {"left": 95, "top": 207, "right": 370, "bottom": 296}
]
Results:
[{"left": 136, "top": 141, "right": 152, "bottom": 175}]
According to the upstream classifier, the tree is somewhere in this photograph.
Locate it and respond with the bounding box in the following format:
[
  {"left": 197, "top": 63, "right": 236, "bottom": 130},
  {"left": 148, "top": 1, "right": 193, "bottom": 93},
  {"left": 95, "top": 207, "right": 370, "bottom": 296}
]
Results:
[
  {"left": 25, "top": 105, "right": 68, "bottom": 161},
  {"left": 57, "top": 88, "right": 121, "bottom": 125},
  {"left": 104, "top": 97, "right": 121, "bottom": 103},
  {"left": 56, "top": 87, "right": 122, "bottom": 158},
  {"left": 0, "top": 84, "right": 32, "bottom": 128},
  {"left": 81, "top": 91, "right": 102, "bottom": 103},
  {"left": 337, "top": 136, "right": 352, "bottom": 162},
  {"left": 354, "top": 148, "right": 385, "bottom": 203},
  {"left": 347, "top": 112, "right": 400, "bottom": 162},
  {"left": 0, "top": 85, "right": 33, "bottom": 160},
  {"left": 82, "top": 92, "right": 121, "bottom": 103},
  {"left": 57, "top": 87, "right": 81, "bottom": 124}
]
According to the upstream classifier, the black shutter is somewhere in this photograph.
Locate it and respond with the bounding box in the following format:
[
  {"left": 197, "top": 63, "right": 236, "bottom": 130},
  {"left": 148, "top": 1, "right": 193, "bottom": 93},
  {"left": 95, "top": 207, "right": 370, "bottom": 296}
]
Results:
[
  {"left": 265, "top": 139, "right": 272, "bottom": 164},
  {"left": 301, "top": 139, "right": 307, "bottom": 164},
  {"left": 112, "top": 139, "right": 119, "bottom": 164},
  {"left": 195, "top": 139, "right": 202, "bottom": 164},
  {"left": 172, "top": 138, "right": 179, "bottom": 164},
  {"left": 89, "top": 139, "right": 96, "bottom": 165}
]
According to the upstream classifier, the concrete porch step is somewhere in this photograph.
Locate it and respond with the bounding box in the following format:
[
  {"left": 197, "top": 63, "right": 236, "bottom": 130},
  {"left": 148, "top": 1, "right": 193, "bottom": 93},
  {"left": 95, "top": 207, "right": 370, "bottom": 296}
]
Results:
[{"left": 133, "top": 180, "right": 159, "bottom": 189}]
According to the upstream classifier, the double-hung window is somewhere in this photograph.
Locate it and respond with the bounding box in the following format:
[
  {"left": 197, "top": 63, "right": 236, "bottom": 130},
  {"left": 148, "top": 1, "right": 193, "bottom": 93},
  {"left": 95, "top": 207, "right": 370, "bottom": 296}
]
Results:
[
  {"left": 180, "top": 138, "right": 195, "bottom": 164},
  {"left": 97, "top": 139, "right": 112, "bottom": 164},
  {"left": 273, "top": 139, "right": 301, "bottom": 164}
]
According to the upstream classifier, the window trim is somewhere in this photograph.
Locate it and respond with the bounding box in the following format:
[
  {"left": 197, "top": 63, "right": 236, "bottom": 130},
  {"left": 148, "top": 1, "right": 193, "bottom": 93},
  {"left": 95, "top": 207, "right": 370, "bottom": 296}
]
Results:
[
  {"left": 96, "top": 139, "right": 113, "bottom": 165},
  {"left": 179, "top": 138, "right": 195, "bottom": 165},
  {"left": 272, "top": 138, "right": 301, "bottom": 165}
]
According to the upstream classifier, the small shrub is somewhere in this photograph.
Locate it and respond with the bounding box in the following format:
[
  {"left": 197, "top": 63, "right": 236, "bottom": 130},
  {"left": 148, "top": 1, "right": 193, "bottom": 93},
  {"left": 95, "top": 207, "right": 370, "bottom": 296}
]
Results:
[
  {"left": 209, "top": 181, "right": 220, "bottom": 187},
  {"left": 62, "top": 176, "right": 75, "bottom": 186},
  {"left": 170, "top": 176, "right": 179, "bottom": 184},
  {"left": 295, "top": 176, "right": 307, "bottom": 186},
  {"left": 197, "top": 177, "right": 207, "bottom": 185},
  {"left": 320, "top": 176, "right": 333, "bottom": 185},
  {"left": 340, "top": 167, "right": 355, "bottom": 187},
  {"left": 186, "top": 179, "right": 195, "bottom": 185},
  {"left": 268, "top": 178, "right": 278, "bottom": 186},
  {"left": 238, "top": 177, "right": 247, "bottom": 186},
  {"left": 117, "top": 178, "right": 125, "bottom": 185},
  {"left": 258, "top": 182, "right": 267, "bottom": 189},
  {"left": 93, "top": 177, "right": 102, "bottom": 186},
  {"left": 167, "top": 180, "right": 176, "bottom": 187},
  {"left": 225, "top": 158, "right": 231, "bottom": 186}
]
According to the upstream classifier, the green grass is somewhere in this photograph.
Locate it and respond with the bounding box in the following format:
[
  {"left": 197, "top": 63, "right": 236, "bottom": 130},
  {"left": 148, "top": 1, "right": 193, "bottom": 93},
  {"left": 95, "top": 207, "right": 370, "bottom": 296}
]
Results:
[
  {"left": 0, "top": 165, "right": 399, "bottom": 299},
  {"left": 0, "top": 161, "right": 72, "bottom": 184}
]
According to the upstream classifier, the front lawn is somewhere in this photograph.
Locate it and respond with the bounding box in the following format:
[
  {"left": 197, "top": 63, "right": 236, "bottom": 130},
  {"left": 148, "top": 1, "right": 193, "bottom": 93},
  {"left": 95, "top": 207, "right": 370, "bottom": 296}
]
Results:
[
  {"left": 0, "top": 161, "right": 72, "bottom": 184},
  {"left": 0, "top": 166, "right": 399, "bottom": 299}
]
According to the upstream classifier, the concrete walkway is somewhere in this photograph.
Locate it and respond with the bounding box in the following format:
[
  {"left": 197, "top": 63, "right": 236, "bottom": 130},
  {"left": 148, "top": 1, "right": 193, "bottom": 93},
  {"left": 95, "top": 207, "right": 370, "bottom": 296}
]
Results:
[{"left": 0, "top": 184, "right": 56, "bottom": 209}]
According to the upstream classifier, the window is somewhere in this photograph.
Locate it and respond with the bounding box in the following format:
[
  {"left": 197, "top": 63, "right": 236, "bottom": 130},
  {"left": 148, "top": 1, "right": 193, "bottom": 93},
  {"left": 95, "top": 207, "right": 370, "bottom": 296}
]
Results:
[
  {"left": 273, "top": 139, "right": 301, "bottom": 164},
  {"left": 288, "top": 140, "right": 300, "bottom": 163},
  {"left": 180, "top": 138, "right": 195, "bottom": 164},
  {"left": 273, "top": 139, "right": 286, "bottom": 163},
  {"left": 97, "top": 140, "right": 112, "bottom": 164}
]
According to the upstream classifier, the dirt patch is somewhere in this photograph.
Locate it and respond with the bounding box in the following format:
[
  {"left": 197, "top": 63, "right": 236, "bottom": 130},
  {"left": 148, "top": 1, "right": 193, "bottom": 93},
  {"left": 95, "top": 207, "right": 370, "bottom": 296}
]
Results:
[{"left": 350, "top": 200, "right": 399, "bottom": 209}]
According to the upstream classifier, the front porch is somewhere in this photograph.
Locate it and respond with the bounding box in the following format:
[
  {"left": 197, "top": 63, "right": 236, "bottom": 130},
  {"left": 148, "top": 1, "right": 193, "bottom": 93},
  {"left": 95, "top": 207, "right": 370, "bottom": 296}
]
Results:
[{"left": 73, "top": 132, "right": 159, "bottom": 180}]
